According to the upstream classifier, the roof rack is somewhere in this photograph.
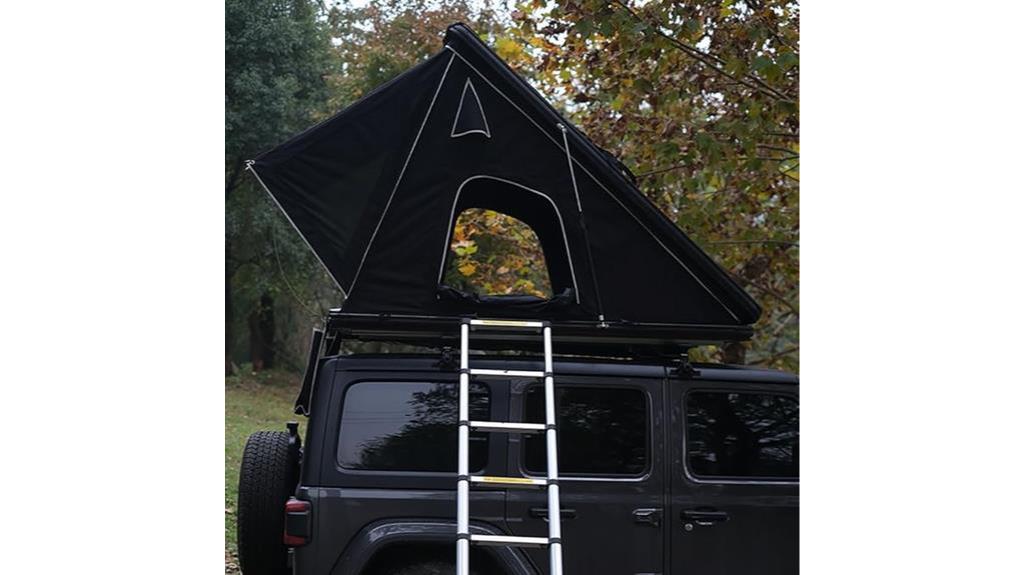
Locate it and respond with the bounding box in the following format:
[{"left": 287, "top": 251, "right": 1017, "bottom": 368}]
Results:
[{"left": 325, "top": 310, "right": 752, "bottom": 357}]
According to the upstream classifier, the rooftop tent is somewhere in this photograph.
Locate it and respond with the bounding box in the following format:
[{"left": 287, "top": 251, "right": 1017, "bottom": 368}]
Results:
[{"left": 249, "top": 23, "right": 761, "bottom": 341}]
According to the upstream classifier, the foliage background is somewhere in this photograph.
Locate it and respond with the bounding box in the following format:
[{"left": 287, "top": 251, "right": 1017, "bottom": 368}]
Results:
[{"left": 225, "top": 0, "right": 798, "bottom": 375}]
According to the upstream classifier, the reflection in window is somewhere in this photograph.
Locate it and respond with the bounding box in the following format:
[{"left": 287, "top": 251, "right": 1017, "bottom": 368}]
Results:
[
  {"left": 524, "top": 386, "right": 647, "bottom": 476},
  {"left": 338, "top": 382, "right": 490, "bottom": 472},
  {"left": 686, "top": 391, "right": 799, "bottom": 479}
]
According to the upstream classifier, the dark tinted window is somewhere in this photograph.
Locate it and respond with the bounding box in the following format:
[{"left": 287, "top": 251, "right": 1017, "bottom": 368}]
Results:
[
  {"left": 524, "top": 386, "right": 647, "bottom": 476},
  {"left": 686, "top": 391, "right": 798, "bottom": 479},
  {"left": 338, "top": 382, "right": 489, "bottom": 472}
]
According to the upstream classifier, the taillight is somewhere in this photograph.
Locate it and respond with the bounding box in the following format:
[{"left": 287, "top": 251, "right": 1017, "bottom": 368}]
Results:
[{"left": 283, "top": 497, "right": 311, "bottom": 547}]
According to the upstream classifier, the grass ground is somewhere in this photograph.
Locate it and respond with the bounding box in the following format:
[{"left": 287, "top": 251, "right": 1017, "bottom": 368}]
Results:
[{"left": 225, "top": 369, "right": 306, "bottom": 574}]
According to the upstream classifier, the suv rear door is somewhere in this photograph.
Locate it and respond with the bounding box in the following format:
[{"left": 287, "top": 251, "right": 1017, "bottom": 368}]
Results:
[
  {"left": 669, "top": 373, "right": 799, "bottom": 574},
  {"left": 505, "top": 370, "right": 665, "bottom": 574},
  {"left": 309, "top": 368, "right": 511, "bottom": 571}
]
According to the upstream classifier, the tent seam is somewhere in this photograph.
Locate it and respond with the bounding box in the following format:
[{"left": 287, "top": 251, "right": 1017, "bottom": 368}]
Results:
[{"left": 347, "top": 51, "right": 458, "bottom": 299}]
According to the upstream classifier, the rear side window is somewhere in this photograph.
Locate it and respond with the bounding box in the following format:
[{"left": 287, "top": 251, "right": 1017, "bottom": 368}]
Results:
[
  {"left": 685, "top": 391, "right": 799, "bottom": 480},
  {"left": 337, "top": 381, "right": 490, "bottom": 472},
  {"left": 523, "top": 386, "right": 648, "bottom": 476}
]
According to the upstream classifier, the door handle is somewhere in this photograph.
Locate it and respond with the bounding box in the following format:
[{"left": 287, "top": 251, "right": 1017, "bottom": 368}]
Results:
[
  {"left": 632, "top": 508, "right": 662, "bottom": 527},
  {"left": 681, "top": 509, "right": 729, "bottom": 526},
  {"left": 530, "top": 507, "right": 577, "bottom": 520}
]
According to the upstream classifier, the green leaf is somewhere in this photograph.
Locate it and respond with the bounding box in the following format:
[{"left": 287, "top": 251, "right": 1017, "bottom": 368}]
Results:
[
  {"left": 575, "top": 19, "right": 593, "bottom": 38},
  {"left": 695, "top": 132, "right": 713, "bottom": 152},
  {"left": 725, "top": 57, "right": 746, "bottom": 75},
  {"left": 778, "top": 52, "right": 798, "bottom": 70}
]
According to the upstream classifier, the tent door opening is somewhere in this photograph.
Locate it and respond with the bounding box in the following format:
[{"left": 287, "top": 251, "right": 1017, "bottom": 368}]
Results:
[
  {"left": 435, "top": 176, "right": 583, "bottom": 318},
  {"left": 442, "top": 208, "right": 554, "bottom": 299}
]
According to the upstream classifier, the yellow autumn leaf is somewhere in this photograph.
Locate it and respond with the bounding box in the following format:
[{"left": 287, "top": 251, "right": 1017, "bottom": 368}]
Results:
[
  {"left": 494, "top": 37, "right": 523, "bottom": 61},
  {"left": 458, "top": 263, "right": 477, "bottom": 276}
]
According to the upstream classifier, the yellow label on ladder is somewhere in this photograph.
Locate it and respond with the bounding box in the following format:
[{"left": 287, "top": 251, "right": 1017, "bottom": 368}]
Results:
[
  {"left": 470, "top": 319, "right": 544, "bottom": 328},
  {"left": 478, "top": 476, "right": 538, "bottom": 485}
]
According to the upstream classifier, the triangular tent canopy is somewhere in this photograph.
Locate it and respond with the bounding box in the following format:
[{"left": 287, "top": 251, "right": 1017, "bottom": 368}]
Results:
[{"left": 250, "top": 23, "right": 761, "bottom": 338}]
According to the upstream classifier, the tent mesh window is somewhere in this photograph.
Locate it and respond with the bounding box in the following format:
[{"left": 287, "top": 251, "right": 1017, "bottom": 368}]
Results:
[{"left": 442, "top": 208, "right": 553, "bottom": 299}]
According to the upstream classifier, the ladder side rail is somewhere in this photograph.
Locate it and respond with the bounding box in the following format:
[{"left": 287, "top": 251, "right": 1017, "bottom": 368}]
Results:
[
  {"left": 543, "top": 325, "right": 564, "bottom": 575},
  {"left": 456, "top": 321, "right": 471, "bottom": 575}
]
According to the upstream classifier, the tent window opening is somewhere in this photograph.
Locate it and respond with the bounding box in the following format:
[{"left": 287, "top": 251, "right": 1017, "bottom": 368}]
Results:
[{"left": 442, "top": 208, "right": 553, "bottom": 299}]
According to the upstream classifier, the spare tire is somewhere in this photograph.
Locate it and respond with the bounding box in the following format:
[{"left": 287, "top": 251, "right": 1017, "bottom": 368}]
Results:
[{"left": 237, "top": 431, "right": 298, "bottom": 575}]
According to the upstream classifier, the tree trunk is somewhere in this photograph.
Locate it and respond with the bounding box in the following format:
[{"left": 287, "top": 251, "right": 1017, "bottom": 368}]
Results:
[
  {"left": 226, "top": 239, "right": 235, "bottom": 376},
  {"left": 249, "top": 293, "right": 276, "bottom": 370},
  {"left": 721, "top": 341, "right": 747, "bottom": 365},
  {"left": 225, "top": 160, "right": 242, "bottom": 376},
  {"left": 226, "top": 159, "right": 245, "bottom": 199}
]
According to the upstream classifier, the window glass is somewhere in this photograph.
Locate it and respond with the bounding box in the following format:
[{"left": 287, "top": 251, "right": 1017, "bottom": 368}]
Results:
[
  {"left": 686, "top": 391, "right": 798, "bottom": 479},
  {"left": 338, "top": 382, "right": 489, "bottom": 472},
  {"left": 524, "top": 386, "right": 647, "bottom": 476}
]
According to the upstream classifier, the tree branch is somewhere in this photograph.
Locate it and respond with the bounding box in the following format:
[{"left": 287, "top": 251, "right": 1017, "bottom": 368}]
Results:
[
  {"left": 635, "top": 152, "right": 797, "bottom": 178},
  {"left": 751, "top": 344, "right": 799, "bottom": 365},
  {"left": 610, "top": 0, "right": 795, "bottom": 103},
  {"left": 757, "top": 144, "right": 799, "bottom": 156},
  {"left": 770, "top": 311, "right": 796, "bottom": 337},
  {"left": 635, "top": 162, "right": 688, "bottom": 178},
  {"left": 709, "top": 240, "right": 799, "bottom": 247},
  {"left": 226, "top": 157, "right": 245, "bottom": 199},
  {"left": 749, "top": 281, "right": 799, "bottom": 315}
]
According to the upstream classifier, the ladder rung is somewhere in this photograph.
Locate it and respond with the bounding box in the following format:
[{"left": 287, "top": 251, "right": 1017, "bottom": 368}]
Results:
[
  {"left": 469, "top": 368, "right": 545, "bottom": 378},
  {"left": 470, "top": 421, "right": 545, "bottom": 433},
  {"left": 470, "top": 534, "right": 549, "bottom": 548},
  {"left": 469, "top": 319, "right": 545, "bottom": 329},
  {"left": 470, "top": 475, "right": 547, "bottom": 488}
]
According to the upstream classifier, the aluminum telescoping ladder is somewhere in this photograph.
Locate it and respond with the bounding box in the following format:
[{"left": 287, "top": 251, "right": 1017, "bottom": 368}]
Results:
[{"left": 456, "top": 319, "right": 563, "bottom": 575}]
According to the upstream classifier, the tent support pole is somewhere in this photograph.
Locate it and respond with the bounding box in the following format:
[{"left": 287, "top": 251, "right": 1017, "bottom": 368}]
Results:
[{"left": 558, "top": 124, "right": 607, "bottom": 326}]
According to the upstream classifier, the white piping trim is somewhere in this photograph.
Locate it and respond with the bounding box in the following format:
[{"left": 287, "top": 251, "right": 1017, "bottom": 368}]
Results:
[
  {"left": 444, "top": 45, "right": 740, "bottom": 322},
  {"left": 347, "top": 52, "right": 457, "bottom": 298},
  {"left": 450, "top": 78, "right": 491, "bottom": 138},
  {"left": 436, "top": 175, "right": 581, "bottom": 304},
  {"left": 247, "top": 161, "right": 349, "bottom": 298}
]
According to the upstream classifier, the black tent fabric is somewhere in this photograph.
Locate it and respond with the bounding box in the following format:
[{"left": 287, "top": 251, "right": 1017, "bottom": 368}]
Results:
[{"left": 250, "top": 23, "right": 761, "bottom": 329}]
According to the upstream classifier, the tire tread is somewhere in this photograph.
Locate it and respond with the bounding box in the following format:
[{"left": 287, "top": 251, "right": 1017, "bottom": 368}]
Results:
[{"left": 237, "top": 430, "right": 295, "bottom": 575}]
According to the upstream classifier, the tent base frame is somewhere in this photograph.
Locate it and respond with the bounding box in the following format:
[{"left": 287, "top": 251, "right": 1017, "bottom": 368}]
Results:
[{"left": 324, "top": 310, "right": 752, "bottom": 358}]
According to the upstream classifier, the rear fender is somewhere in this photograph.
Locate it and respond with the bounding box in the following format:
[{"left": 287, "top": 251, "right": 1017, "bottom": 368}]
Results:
[{"left": 331, "top": 519, "right": 538, "bottom": 575}]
